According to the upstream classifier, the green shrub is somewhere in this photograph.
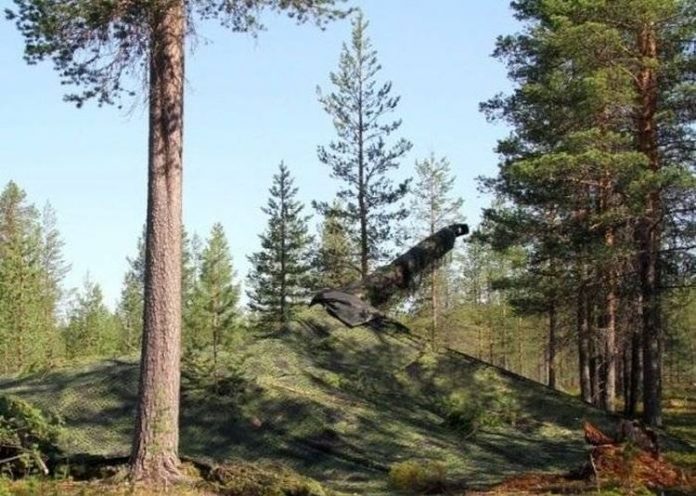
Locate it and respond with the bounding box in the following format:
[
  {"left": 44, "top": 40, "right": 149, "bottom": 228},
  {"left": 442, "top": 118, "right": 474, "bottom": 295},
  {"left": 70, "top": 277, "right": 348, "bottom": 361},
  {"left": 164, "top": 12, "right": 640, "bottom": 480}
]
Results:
[
  {"left": 0, "top": 395, "right": 63, "bottom": 478},
  {"left": 388, "top": 460, "right": 447, "bottom": 494},
  {"left": 209, "top": 461, "right": 328, "bottom": 496},
  {"left": 439, "top": 369, "right": 522, "bottom": 435}
]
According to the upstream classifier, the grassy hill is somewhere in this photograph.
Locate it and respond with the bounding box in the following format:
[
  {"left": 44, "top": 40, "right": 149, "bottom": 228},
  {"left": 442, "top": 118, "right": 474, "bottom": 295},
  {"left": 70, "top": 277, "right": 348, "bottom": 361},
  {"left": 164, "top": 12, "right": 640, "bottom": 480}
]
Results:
[{"left": 0, "top": 309, "right": 677, "bottom": 494}]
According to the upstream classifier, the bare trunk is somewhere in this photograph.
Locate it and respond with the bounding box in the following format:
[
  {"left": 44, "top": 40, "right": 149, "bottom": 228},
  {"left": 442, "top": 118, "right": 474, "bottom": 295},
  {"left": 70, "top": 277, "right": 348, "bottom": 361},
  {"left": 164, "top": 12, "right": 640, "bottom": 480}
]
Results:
[
  {"left": 130, "top": 1, "right": 185, "bottom": 483},
  {"left": 588, "top": 300, "right": 602, "bottom": 406},
  {"left": 604, "top": 233, "right": 617, "bottom": 412},
  {"left": 280, "top": 181, "right": 287, "bottom": 329},
  {"left": 627, "top": 327, "right": 642, "bottom": 416},
  {"left": 516, "top": 317, "right": 523, "bottom": 376},
  {"left": 548, "top": 303, "right": 557, "bottom": 389},
  {"left": 430, "top": 265, "right": 438, "bottom": 351},
  {"left": 578, "top": 286, "right": 592, "bottom": 403},
  {"left": 635, "top": 23, "right": 662, "bottom": 427}
]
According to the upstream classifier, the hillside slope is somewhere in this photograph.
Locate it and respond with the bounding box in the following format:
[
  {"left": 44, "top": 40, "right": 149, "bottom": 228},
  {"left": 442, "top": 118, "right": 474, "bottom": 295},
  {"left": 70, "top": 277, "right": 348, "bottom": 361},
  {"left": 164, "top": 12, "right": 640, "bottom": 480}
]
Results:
[{"left": 0, "top": 309, "right": 622, "bottom": 494}]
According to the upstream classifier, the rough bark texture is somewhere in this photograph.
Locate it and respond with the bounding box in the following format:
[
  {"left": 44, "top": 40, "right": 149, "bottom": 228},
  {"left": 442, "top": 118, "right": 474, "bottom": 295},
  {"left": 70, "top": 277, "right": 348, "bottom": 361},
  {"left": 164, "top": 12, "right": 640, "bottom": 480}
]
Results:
[
  {"left": 130, "top": 0, "right": 185, "bottom": 483},
  {"left": 627, "top": 327, "right": 642, "bottom": 416},
  {"left": 635, "top": 23, "right": 662, "bottom": 427},
  {"left": 577, "top": 286, "right": 592, "bottom": 403},
  {"left": 604, "top": 240, "right": 617, "bottom": 412},
  {"left": 548, "top": 303, "right": 556, "bottom": 389}
]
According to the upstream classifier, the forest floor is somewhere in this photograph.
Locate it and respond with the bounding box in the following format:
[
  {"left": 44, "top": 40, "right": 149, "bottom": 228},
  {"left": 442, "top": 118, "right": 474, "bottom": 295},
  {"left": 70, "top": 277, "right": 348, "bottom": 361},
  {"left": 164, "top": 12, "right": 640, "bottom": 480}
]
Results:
[{"left": 0, "top": 308, "right": 694, "bottom": 495}]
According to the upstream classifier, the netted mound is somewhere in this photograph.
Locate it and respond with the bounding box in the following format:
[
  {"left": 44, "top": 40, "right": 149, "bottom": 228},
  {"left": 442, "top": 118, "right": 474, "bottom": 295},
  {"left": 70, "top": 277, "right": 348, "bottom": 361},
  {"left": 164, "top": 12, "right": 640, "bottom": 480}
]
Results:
[{"left": 0, "top": 309, "right": 640, "bottom": 494}]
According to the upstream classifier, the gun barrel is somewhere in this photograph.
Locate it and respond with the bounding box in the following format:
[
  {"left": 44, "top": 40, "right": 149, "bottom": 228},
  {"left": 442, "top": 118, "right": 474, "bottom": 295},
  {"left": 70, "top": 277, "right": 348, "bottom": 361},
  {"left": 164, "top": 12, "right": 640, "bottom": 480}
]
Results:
[{"left": 349, "top": 223, "right": 469, "bottom": 306}]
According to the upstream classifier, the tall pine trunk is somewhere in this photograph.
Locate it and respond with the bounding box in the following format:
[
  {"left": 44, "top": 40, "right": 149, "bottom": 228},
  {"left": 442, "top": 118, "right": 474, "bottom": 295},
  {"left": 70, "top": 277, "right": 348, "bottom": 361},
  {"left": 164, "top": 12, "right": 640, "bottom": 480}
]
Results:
[
  {"left": 635, "top": 22, "right": 662, "bottom": 427},
  {"left": 130, "top": 1, "right": 185, "bottom": 482},
  {"left": 548, "top": 303, "right": 557, "bottom": 389},
  {"left": 577, "top": 285, "right": 592, "bottom": 403}
]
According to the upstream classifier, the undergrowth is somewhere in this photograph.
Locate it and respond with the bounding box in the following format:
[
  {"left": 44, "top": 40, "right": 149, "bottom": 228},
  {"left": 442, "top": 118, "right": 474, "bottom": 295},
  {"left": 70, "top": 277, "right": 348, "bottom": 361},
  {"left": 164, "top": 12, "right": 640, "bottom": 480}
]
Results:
[{"left": 0, "top": 395, "right": 63, "bottom": 478}]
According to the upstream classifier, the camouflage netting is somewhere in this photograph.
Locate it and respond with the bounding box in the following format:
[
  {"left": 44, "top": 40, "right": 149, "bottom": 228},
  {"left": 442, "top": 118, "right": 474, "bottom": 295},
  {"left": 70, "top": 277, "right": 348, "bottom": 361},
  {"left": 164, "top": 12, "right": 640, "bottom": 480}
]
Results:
[{"left": 310, "top": 223, "right": 469, "bottom": 327}]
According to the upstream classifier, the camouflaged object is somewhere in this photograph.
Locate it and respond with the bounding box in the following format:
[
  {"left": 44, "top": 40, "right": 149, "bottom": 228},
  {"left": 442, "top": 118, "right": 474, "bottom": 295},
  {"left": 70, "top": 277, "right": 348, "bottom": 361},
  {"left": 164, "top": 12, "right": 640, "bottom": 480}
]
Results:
[{"left": 310, "top": 223, "right": 469, "bottom": 327}]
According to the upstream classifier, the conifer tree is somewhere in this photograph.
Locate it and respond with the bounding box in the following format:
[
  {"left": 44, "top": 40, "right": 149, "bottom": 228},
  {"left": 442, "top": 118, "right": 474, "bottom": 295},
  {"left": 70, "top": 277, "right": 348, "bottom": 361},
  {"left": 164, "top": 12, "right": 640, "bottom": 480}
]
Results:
[
  {"left": 409, "top": 154, "right": 463, "bottom": 349},
  {"left": 187, "top": 223, "right": 240, "bottom": 383},
  {"left": 38, "top": 203, "right": 69, "bottom": 366},
  {"left": 481, "top": 0, "right": 695, "bottom": 423},
  {"left": 64, "top": 277, "right": 119, "bottom": 359},
  {"left": 315, "top": 201, "right": 359, "bottom": 288},
  {"left": 315, "top": 12, "right": 412, "bottom": 277},
  {"left": 247, "top": 163, "right": 313, "bottom": 330},
  {"left": 0, "top": 182, "right": 45, "bottom": 373},
  {"left": 7, "top": 0, "right": 349, "bottom": 480},
  {"left": 116, "top": 231, "right": 146, "bottom": 354}
]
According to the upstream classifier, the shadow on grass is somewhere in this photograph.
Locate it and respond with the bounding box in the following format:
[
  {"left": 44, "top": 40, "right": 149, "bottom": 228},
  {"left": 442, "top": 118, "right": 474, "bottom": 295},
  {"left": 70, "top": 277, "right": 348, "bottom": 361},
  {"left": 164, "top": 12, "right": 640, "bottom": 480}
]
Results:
[{"left": 1, "top": 314, "right": 672, "bottom": 493}]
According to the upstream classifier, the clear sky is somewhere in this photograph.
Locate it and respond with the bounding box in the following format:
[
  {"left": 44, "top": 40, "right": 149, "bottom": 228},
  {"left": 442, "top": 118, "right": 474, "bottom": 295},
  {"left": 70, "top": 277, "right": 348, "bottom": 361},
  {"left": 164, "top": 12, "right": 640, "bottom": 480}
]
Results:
[{"left": 0, "top": 0, "right": 518, "bottom": 307}]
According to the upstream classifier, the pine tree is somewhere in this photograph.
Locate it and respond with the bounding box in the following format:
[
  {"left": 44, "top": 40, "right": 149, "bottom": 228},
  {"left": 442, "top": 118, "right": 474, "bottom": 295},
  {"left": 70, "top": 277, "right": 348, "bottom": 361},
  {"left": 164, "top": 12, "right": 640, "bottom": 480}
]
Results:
[
  {"left": 315, "top": 12, "right": 413, "bottom": 277},
  {"left": 481, "top": 0, "right": 695, "bottom": 423},
  {"left": 7, "top": 0, "right": 349, "bottom": 481},
  {"left": 315, "top": 201, "right": 359, "bottom": 288},
  {"left": 409, "top": 154, "right": 463, "bottom": 350},
  {"left": 247, "top": 163, "right": 313, "bottom": 331}
]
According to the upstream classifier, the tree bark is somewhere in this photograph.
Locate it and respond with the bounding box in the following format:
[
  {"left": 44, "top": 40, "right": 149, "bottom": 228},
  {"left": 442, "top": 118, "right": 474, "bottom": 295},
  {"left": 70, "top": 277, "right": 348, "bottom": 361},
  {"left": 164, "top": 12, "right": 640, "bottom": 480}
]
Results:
[
  {"left": 604, "top": 232, "right": 617, "bottom": 412},
  {"left": 130, "top": 1, "right": 185, "bottom": 483},
  {"left": 548, "top": 303, "right": 557, "bottom": 389},
  {"left": 578, "top": 285, "right": 592, "bottom": 403},
  {"left": 635, "top": 22, "right": 662, "bottom": 427}
]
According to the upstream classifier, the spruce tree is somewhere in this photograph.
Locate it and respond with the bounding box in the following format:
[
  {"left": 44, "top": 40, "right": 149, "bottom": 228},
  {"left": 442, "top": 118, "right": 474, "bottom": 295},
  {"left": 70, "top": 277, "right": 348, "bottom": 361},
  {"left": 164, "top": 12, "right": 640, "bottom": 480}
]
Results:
[
  {"left": 0, "top": 182, "right": 46, "bottom": 373},
  {"left": 315, "top": 12, "right": 412, "bottom": 277},
  {"left": 315, "top": 201, "right": 359, "bottom": 288},
  {"left": 116, "top": 231, "right": 146, "bottom": 354},
  {"left": 247, "top": 163, "right": 313, "bottom": 330},
  {"left": 186, "top": 223, "right": 240, "bottom": 383},
  {"left": 63, "top": 276, "right": 119, "bottom": 359},
  {"left": 37, "top": 203, "right": 69, "bottom": 366}
]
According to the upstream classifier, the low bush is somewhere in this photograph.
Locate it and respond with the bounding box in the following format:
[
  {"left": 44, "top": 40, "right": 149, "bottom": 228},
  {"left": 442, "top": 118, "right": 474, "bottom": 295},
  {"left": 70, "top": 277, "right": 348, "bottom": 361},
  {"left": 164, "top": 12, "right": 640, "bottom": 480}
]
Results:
[
  {"left": 388, "top": 459, "right": 447, "bottom": 494},
  {"left": 439, "top": 369, "right": 522, "bottom": 436},
  {"left": 0, "top": 395, "right": 63, "bottom": 478},
  {"left": 209, "top": 461, "right": 328, "bottom": 496}
]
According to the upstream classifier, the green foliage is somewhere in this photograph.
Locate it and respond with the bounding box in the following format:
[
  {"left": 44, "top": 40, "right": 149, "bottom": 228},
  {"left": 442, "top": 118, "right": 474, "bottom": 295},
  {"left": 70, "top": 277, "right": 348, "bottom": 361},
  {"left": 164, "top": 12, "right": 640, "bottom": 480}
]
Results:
[
  {"left": 6, "top": 0, "right": 351, "bottom": 107},
  {"left": 407, "top": 154, "right": 464, "bottom": 348},
  {"left": 0, "top": 181, "right": 67, "bottom": 374},
  {"left": 185, "top": 223, "right": 241, "bottom": 353},
  {"left": 480, "top": 0, "right": 696, "bottom": 415},
  {"left": 182, "top": 350, "right": 247, "bottom": 399},
  {"left": 314, "top": 201, "right": 358, "bottom": 288},
  {"left": 0, "top": 395, "right": 62, "bottom": 477},
  {"left": 247, "top": 163, "right": 314, "bottom": 331},
  {"left": 115, "top": 229, "right": 145, "bottom": 354},
  {"left": 314, "top": 12, "right": 412, "bottom": 274},
  {"left": 63, "top": 277, "right": 120, "bottom": 360},
  {"left": 388, "top": 460, "right": 447, "bottom": 494},
  {"left": 439, "top": 369, "right": 522, "bottom": 435}
]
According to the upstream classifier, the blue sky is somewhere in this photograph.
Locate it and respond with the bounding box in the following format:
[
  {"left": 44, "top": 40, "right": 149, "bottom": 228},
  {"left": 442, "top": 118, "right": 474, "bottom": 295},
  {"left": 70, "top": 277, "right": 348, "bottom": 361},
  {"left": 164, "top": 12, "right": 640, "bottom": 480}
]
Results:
[{"left": 0, "top": 0, "right": 518, "bottom": 307}]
